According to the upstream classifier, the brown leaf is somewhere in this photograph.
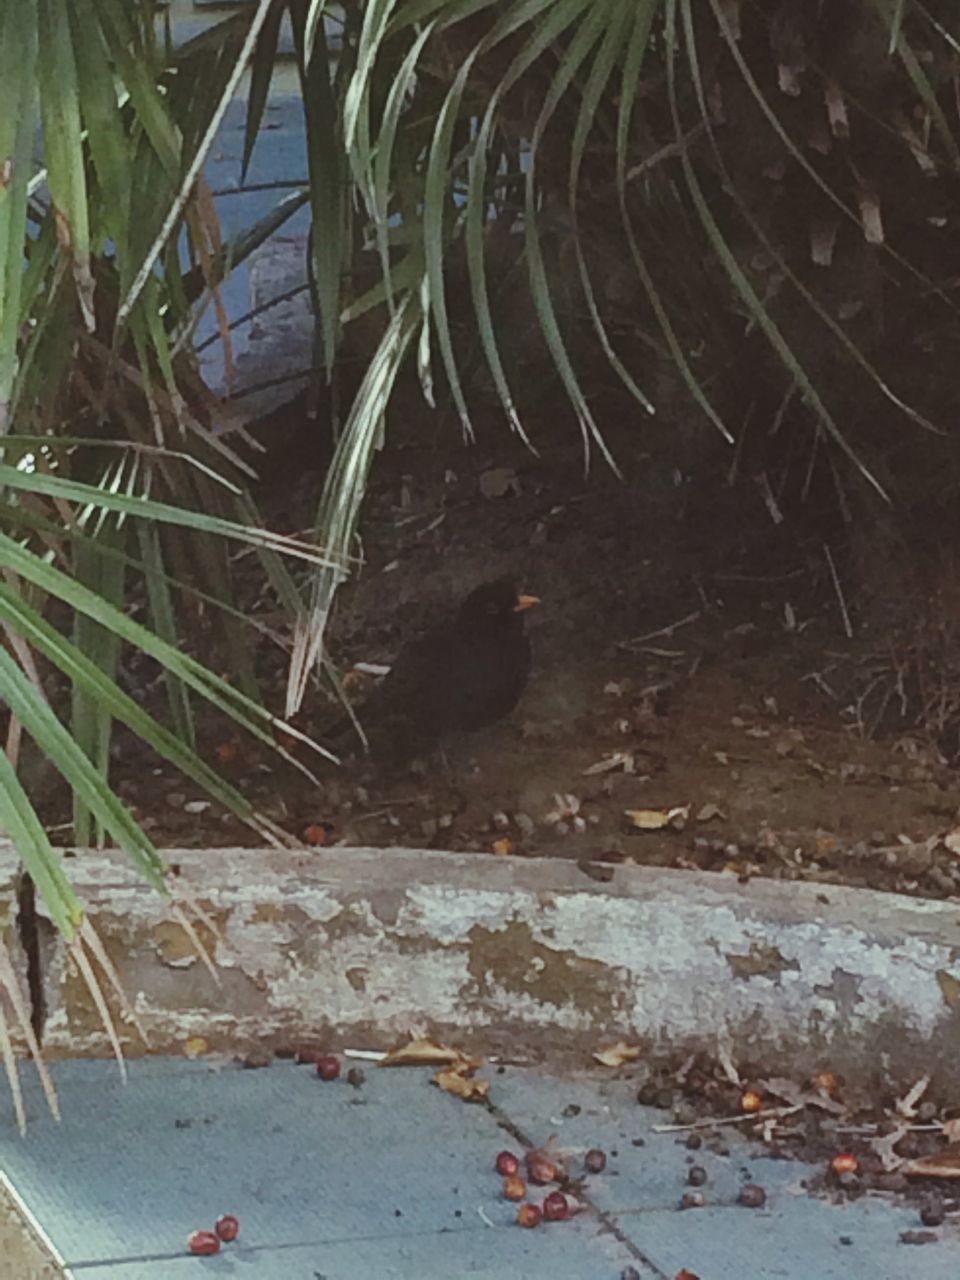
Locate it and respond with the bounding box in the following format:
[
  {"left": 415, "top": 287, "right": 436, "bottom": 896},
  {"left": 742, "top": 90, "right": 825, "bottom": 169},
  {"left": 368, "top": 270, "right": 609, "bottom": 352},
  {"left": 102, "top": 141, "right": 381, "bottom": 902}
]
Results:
[
  {"left": 578, "top": 859, "right": 614, "bottom": 883},
  {"left": 695, "top": 802, "right": 725, "bottom": 823},
  {"left": 902, "top": 1144, "right": 960, "bottom": 1179},
  {"left": 859, "top": 193, "right": 884, "bottom": 245},
  {"left": 625, "top": 805, "right": 688, "bottom": 831},
  {"left": 479, "top": 466, "right": 520, "bottom": 499},
  {"left": 824, "top": 80, "right": 849, "bottom": 138},
  {"left": 432, "top": 1064, "right": 490, "bottom": 1101},
  {"left": 381, "top": 1037, "right": 476, "bottom": 1068},
  {"left": 760, "top": 1075, "right": 846, "bottom": 1115},
  {"left": 937, "top": 969, "right": 960, "bottom": 1009},
  {"left": 593, "top": 1040, "right": 641, "bottom": 1067}
]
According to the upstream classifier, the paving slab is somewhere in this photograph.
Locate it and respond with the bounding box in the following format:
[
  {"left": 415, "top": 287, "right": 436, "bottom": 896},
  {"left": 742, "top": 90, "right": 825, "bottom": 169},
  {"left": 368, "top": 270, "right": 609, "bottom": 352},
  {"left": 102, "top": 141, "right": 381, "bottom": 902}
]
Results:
[
  {"left": 0, "top": 1059, "right": 635, "bottom": 1279},
  {"left": 2, "top": 1058, "right": 957, "bottom": 1280}
]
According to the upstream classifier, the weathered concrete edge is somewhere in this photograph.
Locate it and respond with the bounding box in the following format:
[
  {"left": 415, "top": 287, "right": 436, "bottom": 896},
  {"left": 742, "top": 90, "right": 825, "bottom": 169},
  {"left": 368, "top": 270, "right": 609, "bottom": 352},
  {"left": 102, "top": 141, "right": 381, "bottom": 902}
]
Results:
[{"left": 2, "top": 844, "right": 959, "bottom": 1092}]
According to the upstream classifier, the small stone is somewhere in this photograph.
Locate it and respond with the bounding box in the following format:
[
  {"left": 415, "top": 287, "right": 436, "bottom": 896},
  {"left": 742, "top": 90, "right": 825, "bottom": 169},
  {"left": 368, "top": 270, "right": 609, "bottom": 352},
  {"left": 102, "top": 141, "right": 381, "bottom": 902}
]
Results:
[
  {"left": 183, "top": 800, "right": 211, "bottom": 815},
  {"left": 346, "top": 1067, "right": 365, "bottom": 1089},
  {"left": 680, "top": 1190, "right": 705, "bottom": 1210},
  {"left": 561, "top": 1103, "right": 581, "bottom": 1118},
  {"left": 687, "top": 1165, "right": 708, "bottom": 1187},
  {"left": 685, "top": 1133, "right": 703, "bottom": 1150},
  {"left": 921, "top": 1202, "right": 945, "bottom": 1228},
  {"left": 621, "top": 1269, "right": 642, "bottom": 1280},
  {"left": 165, "top": 791, "right": 187, "bottom": 808}
]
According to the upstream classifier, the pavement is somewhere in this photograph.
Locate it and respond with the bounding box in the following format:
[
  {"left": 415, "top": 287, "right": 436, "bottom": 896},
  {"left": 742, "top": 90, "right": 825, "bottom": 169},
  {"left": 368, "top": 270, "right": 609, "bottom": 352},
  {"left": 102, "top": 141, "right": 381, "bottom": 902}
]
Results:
[{"left": 0, "top": 1056, "right": 956, "bottom": 1280}]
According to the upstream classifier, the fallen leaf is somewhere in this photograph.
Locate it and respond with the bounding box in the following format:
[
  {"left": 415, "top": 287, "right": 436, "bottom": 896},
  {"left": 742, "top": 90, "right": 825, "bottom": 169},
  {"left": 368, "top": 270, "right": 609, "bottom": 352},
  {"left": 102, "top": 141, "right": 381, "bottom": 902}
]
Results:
[
  {"left": 577, "top": 859, "right": 614, "bottom": 883},
  {"left": 184, "top": 1036, "right": 208, "bottom": 1059},
  {"left": 937, "top": 969, "right": 960, "bottom": 1009},
  {"left": 593, "top": 1041, "right": 641, "bottom": 1067},
  {"left": 897, "top": 1074, "right": 931, "bottom": 1119},
  {"left": 625, "top": 805, "right": 689, "bottom": 831},
  {"left": 433, "top": 1063, "right": 490, "bottom": 1101},
  {"left": 583, "top": 752, "right": 634, "bottom": 776},
  {"left": 695, "top": 802, "right": 725, "bottom": 823},
  {"left": 760, "top": 1076, "right": 845, "bottom": 1116},
  {"left": 492, "top": 836, "right": 514, "bottom": 856},
  {"left": 381, "top": 1037, "right": 477, "bottom": 1068},
  {"left": 902, "top": 1144, "right": 960, "bottom": 1179},
  {"left": 870, "top": 1123, "right": 910, "bottom": 1171},
  {"left": 479, "top": 466, "right": 521, "bottom": 499}
]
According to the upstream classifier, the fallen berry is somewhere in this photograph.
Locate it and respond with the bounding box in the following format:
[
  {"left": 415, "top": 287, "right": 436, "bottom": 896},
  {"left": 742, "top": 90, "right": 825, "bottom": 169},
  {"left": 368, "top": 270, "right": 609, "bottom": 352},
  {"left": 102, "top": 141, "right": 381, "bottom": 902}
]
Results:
[
  {"left": 738, "top": 1183, "right": 767, "bottom": 1209},
  {"left": 495, "top": 1150, "right": 520, "bottom": 1177},
  {"left": 526, "top": 1155, "right": 558, "bottom": 1185},
  {"left": 584, "top": 1147, "right": 606, "bottom": 1174},
  {"left": 517, "top": 1202, "right": 543, "bottom": 1228},
  {"left": 831, "top": 1152, "right": 859, "bottom": 1176},
  {"left": 740, "top": 1089, "right": 763, "bottom": 1113},
  {"left": 502, "top": 1175, "right": 527, "bottom": 1201},
  {"left": 675, "top": 1271, "right": 701, "bottom": 1280},
  {"left": 814, "top": 1071, "right": 838, "bottom": 1094},
  {"left": 680, "top": 1190, "right": 705, "bottom": 1210},
  {"left": 187, "top": 1230, "right": 220, "bottom": 1255},
  {"left": 214, "top": 1214, "right": 239, "bottom": 1242},
  {"left": 346, "top": 1067, "right": 365, "bottom": 1089},
  {"left": 542, "top": 1190, "right": 569, "bottom": 1221},
  {"left": 315, "top": 1054, "right": 341, "bottom": 1080},
  {"left": 687, "top": 1165, "right": 707, "bottom": 1187}
]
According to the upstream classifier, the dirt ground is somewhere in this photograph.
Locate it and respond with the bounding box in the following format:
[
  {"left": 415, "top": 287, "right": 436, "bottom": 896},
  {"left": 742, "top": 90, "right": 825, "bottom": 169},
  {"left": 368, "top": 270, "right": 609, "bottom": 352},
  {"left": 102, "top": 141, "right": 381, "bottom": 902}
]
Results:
[{"left": 97, "top": 392, "right": 960, "bottom": 902}]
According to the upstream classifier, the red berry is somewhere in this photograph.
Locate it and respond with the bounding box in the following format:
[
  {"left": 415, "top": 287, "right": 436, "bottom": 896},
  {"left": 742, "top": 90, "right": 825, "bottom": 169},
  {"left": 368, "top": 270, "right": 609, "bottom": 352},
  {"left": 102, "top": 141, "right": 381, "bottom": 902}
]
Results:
[
  {"left": 543, "top": 1190, "right": 569, "bottom": 1221},
  {"left": 738, "top": 1183, "right": 767, "bottom": 1208},
  {"left": 495, "top": 1150, "right": 520, "bottom": 1177},
  {"left": 187, "top": 1230, "right": 220, "bottom": 1255},
  {"left": 517, "top": 1202, "right": 543, "bottom": 1228},
  {"left": 214, "top": 1214, "right": 240, "bottom": 1242},
  {"left": 503, "top": 1175, "right": 527, "bottom": 1201},
  {"left": 315, "top": 1054, "right": 341, "bottom": 1080},
  {"left": 831, "top": 1152, "right": 859, "bottom": 1176},
  {"left": 526, "top": 1155, "right": 558, "bottom": 1185},
  {"left": 584, "top": 1147, "right": 607, "bottom": 1174}
]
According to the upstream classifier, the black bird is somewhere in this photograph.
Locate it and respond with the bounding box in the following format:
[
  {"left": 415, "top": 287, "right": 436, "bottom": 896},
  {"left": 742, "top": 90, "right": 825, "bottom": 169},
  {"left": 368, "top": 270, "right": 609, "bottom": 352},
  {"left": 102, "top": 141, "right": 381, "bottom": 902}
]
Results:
[{"left": 329, "top": 578, "right": 539, "bottom": 760}]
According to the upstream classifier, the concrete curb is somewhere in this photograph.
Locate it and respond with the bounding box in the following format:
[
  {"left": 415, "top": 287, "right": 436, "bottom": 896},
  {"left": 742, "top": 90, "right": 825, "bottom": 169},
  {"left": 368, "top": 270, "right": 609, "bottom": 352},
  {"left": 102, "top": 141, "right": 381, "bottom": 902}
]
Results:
[{"left": 2, "top": 844, "right": 959, "bottom": 1091}]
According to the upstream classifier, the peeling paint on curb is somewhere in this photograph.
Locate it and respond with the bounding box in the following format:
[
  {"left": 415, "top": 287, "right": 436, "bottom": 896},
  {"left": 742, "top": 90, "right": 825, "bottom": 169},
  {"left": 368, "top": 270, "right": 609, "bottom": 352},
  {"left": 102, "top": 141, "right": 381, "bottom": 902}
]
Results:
[{"left": 2, "top": 843, "right": 959, "bottom": 1092}]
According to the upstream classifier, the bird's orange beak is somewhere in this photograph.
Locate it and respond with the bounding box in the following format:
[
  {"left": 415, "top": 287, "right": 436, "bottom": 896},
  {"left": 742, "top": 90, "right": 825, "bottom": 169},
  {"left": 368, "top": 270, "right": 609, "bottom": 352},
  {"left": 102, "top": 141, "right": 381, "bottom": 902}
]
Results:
[{"left": 514, "top": 593, "right": 540, "bottom": 612}]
